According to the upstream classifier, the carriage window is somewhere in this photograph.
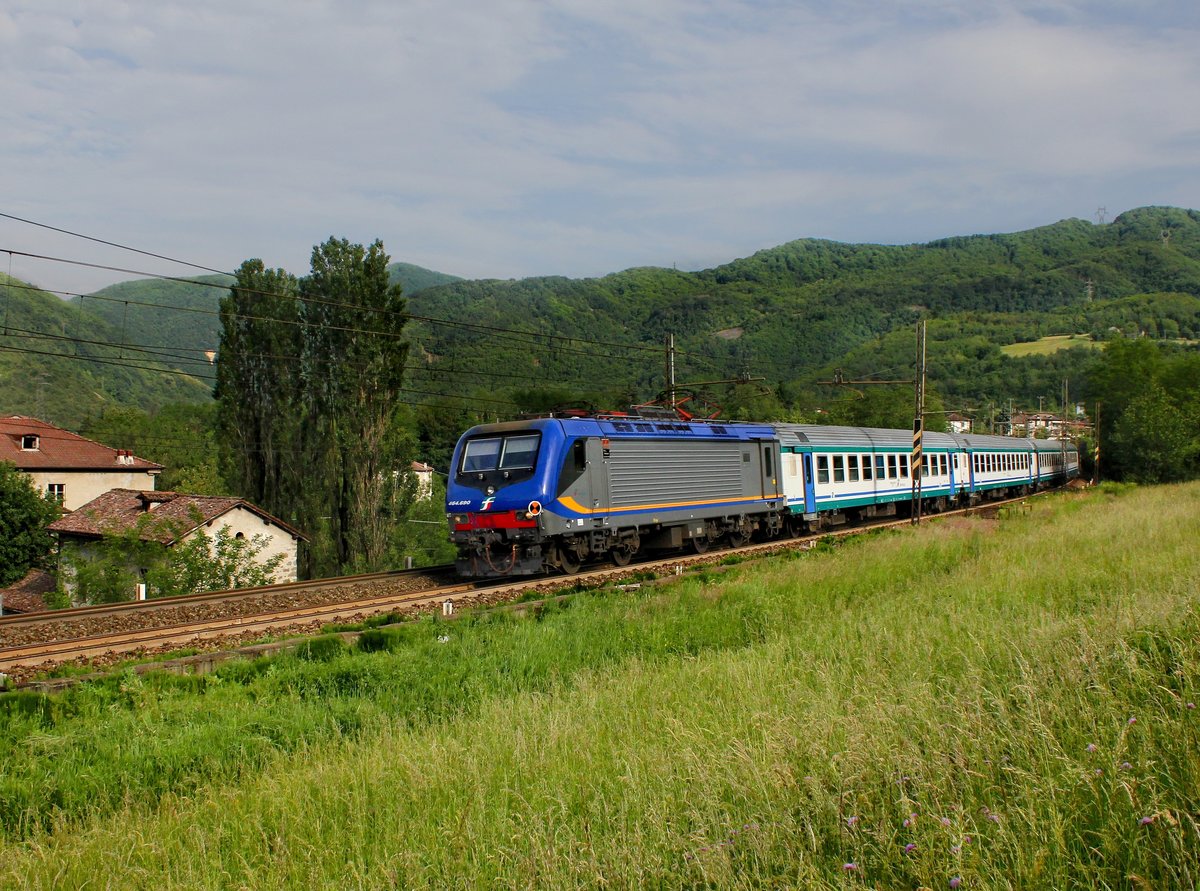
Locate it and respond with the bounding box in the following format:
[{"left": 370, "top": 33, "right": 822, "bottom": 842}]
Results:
[
  {"left": 940, "top": 454, "right": 947, "bottom": 475},
  {"left": 833, "top": 455, "right": 845, "bottom": 483},
  {"left": 887, "top": 454, "right": 897, "bottom": 478},
  {"left": 847, "top": 455, "right": 859, "bottom": 482},
  {"left": 861, "top": 454, "right": 873, "bottom": 481},
  {"left": 876, "top": 455, "right": 886, "bottom": 479},
  {"left": 817, "top": 455, "right": 829, "bottom": 484},
  {"left": 899, "top": 454, "right": 909, "bottom": 478}
]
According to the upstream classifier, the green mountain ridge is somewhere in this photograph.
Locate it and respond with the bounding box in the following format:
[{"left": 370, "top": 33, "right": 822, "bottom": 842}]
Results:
[{"left": 5, "top": 207, "right": 1200, "bottom": 432}]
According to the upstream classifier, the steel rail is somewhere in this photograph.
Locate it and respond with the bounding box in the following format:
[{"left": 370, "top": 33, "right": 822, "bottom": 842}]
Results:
[{"left": 1, "top": 488, "right": 1065, "bottom": 681}]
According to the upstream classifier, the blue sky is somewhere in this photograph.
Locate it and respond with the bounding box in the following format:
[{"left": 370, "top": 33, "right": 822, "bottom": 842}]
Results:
[{"left": 2, "top": 1, "right": 1198, "bottom": 296}]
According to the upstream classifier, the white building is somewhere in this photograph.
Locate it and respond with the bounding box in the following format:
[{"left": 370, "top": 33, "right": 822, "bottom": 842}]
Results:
[
  {"left": 50, "top": 489, "right": 307, "bottom": 597},
  {"left": 1, "top": 416, "right": 160, "bottom": 511}
]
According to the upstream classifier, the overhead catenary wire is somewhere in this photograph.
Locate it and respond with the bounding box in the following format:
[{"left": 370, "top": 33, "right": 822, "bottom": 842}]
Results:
[
  {"left": 1, "top": 221, "right": 758, "bottom": 397},
  {"left": 0, "top": 340, "right": 522, "bottom": 408},
  {"left": 1, "top": 249, "right": 693, "bottom": 361}
]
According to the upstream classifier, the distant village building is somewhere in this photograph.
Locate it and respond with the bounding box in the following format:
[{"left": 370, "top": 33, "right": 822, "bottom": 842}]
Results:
[
  {"left": 411, "top": 461, "right": 436, "bottom": 500},
  {"left": 50, "top": 489, "right": 308, "bottom": 598},
  {"left": 1010, "top": 412, "right": 1068, "bottom": 438},
  {"left": 0, "top": 416, "right": 161, "bottom": 511},
  {"left": 945, "top": 412, "right": 972, "bottom": 435}
]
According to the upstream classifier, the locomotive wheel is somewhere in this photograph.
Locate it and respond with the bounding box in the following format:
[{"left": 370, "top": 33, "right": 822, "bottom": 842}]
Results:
[
  {"left": 727, "top": 527, "right": 751, "bottom": 548},
  {"left": 610, "top": 547, "right": 633, "bottom": 567},
  {"left": 558, "top": 548, "right": 582, "bottom": 575},
  {"left": 691, "top": 536, "right": 710, "bottom": 554}
]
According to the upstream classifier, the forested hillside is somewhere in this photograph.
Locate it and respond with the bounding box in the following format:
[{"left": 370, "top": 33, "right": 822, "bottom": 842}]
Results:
[
  {"left": 0, "top": 274, "right": 210, "bottom": 428},
  {"left": 4, "top": 206, "right": 1200, "bottom": 450},
  {"left": 403, "top": 206, "right": 1200, "bottom": 422}
]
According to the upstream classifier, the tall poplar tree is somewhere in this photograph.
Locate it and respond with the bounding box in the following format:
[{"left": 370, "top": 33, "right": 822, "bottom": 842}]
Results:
[
  {"left": 301, "top": 238, "right": 408, "bottom": 571},
  {"left": 215, "top": 240, "right": 408, "bottom": 577},
  {"left": 214, "top": 260, "right": 303, "bottom": 525}
]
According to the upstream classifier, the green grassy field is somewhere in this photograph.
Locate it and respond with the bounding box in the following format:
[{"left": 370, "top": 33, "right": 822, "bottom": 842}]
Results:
[
  {"left": 998, "top": 333, "right": 1102, "bottom": 357},
  {"left": 2, "top": 484, "right": 1198, "bottom": 888}
]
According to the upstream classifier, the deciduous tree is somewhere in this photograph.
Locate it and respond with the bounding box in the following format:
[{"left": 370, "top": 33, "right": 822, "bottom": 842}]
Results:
[{"left": 0, "top": 462, "right": 59, "bottom": 586}]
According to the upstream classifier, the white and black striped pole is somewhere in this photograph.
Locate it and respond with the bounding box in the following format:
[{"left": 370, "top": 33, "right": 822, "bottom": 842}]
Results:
[{"left": 911, "top": 320, "right": 926, "bottom": 525}]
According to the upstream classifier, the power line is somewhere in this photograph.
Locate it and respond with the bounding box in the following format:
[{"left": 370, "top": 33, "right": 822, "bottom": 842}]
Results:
[
  {"left": 0, "top": 212, "right": 231, "bottom": 276},
  {"left": 2, "top": 250, "right": 681, "bottom": 360}
]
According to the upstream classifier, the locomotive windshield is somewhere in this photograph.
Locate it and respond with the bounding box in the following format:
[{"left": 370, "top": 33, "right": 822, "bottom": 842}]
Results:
[{"left": 461, "top": 433, "right": 541, "bottom": 474}]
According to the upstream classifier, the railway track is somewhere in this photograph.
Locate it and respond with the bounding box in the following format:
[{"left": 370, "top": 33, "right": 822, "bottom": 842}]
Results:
[{"left": 0, "top": 491, "right": 1056, "bottom": 686}]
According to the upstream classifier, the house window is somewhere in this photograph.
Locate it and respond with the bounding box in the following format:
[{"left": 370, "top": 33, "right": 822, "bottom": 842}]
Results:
[
  {"left": 22, "top": 434, "right": 40, "bottom": 450},
  {"left": 47, "top": 483, "right": 64, "bottom": 503}
]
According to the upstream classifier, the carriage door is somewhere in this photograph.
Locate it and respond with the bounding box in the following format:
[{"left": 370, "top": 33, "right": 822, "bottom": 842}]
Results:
[
  {"left": 802, "top": 454, "right": 816, "bottom": 514},
  {"left": 759, "top": 441, "right": 781, "bottom": 500},
  {"left": 583, "top": 437, "right": 611, "bottom": 514}
]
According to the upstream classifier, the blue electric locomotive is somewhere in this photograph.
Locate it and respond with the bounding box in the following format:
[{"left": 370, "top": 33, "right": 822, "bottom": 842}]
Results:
[{"left": 446, "top": 414, "right": 784, "bottom": 576}]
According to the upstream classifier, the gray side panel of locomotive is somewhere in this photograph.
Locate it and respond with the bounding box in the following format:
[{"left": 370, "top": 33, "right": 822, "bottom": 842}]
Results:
[{"left": 608, "top": 439, "right": 750, "bottom": 507}]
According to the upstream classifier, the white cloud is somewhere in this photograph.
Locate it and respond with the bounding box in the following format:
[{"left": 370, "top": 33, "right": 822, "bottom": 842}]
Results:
[{"left": 1, "top": 0, "right": 1198, "bottom": 295}]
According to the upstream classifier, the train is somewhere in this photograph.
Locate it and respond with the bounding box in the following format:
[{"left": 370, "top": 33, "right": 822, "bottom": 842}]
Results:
[{"left": 445, "top": 410, "right": 1081, "bottom": 578}]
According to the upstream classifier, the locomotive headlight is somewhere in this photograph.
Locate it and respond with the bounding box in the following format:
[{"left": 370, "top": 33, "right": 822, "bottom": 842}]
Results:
[
  {"left": 452, "top": 514, "right": 469, "bottom": 525},
  {"left": 487, "top": 485, "right": 495, "bottom": 496}
]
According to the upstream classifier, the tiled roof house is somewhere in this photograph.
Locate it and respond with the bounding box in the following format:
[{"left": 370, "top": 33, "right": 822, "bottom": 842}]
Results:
[
  {"left": 50, "top": 489, "right": 308, "bottom": 595},
  {"left": 0, "top": 416, "right": 161, "bottom": 511}
]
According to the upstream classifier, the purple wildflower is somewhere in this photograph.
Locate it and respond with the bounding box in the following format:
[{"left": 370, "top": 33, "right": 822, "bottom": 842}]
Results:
[
  {"left": 1094, "top": 769, "right": 1103, "bottom": 777},
  {"left": 941, "top": 817, "right": 953, "bottom": 827},
  {"left": 964, "top": 836, "right": 972, "bottom": 844},
  {"left": 1128, "top": 716, "right": 1137, "bottom": 726},
  {"left": 846, "top": 815, "right": 859, "bottom": 828},
  {"left": 1139, "top": 816, "right": 1154, "bottom": 826},
  {"left": 904, "top": 843, "right": 917, "bottom": 854},
  {"left": 950, "top": 877, "right": 963, "bottom": 889},
  {"left": 1085, "top": 743, "right": 1097, "bottom": 753},
  {"left": 1187, "top": 702, "right": 1196, "bottom": 710},
  {"left": 988, "top": 813, "right": 1001, "bottom": 823},
  {"left": 843, "top": 862, "right": 858, "bottom": 872},
  {"left": 1121, "top": 762, "right": 1132, "bottom": 771}
]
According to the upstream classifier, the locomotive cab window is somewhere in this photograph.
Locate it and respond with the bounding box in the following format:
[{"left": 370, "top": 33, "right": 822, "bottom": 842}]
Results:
[{"left": 461, "top": 433, "right": 542, "bottom": 476}]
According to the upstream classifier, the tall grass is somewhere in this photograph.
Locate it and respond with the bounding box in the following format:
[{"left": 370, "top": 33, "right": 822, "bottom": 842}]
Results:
[{"left": 2, "top": 484, "right": 1199, "bottom": 888}]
